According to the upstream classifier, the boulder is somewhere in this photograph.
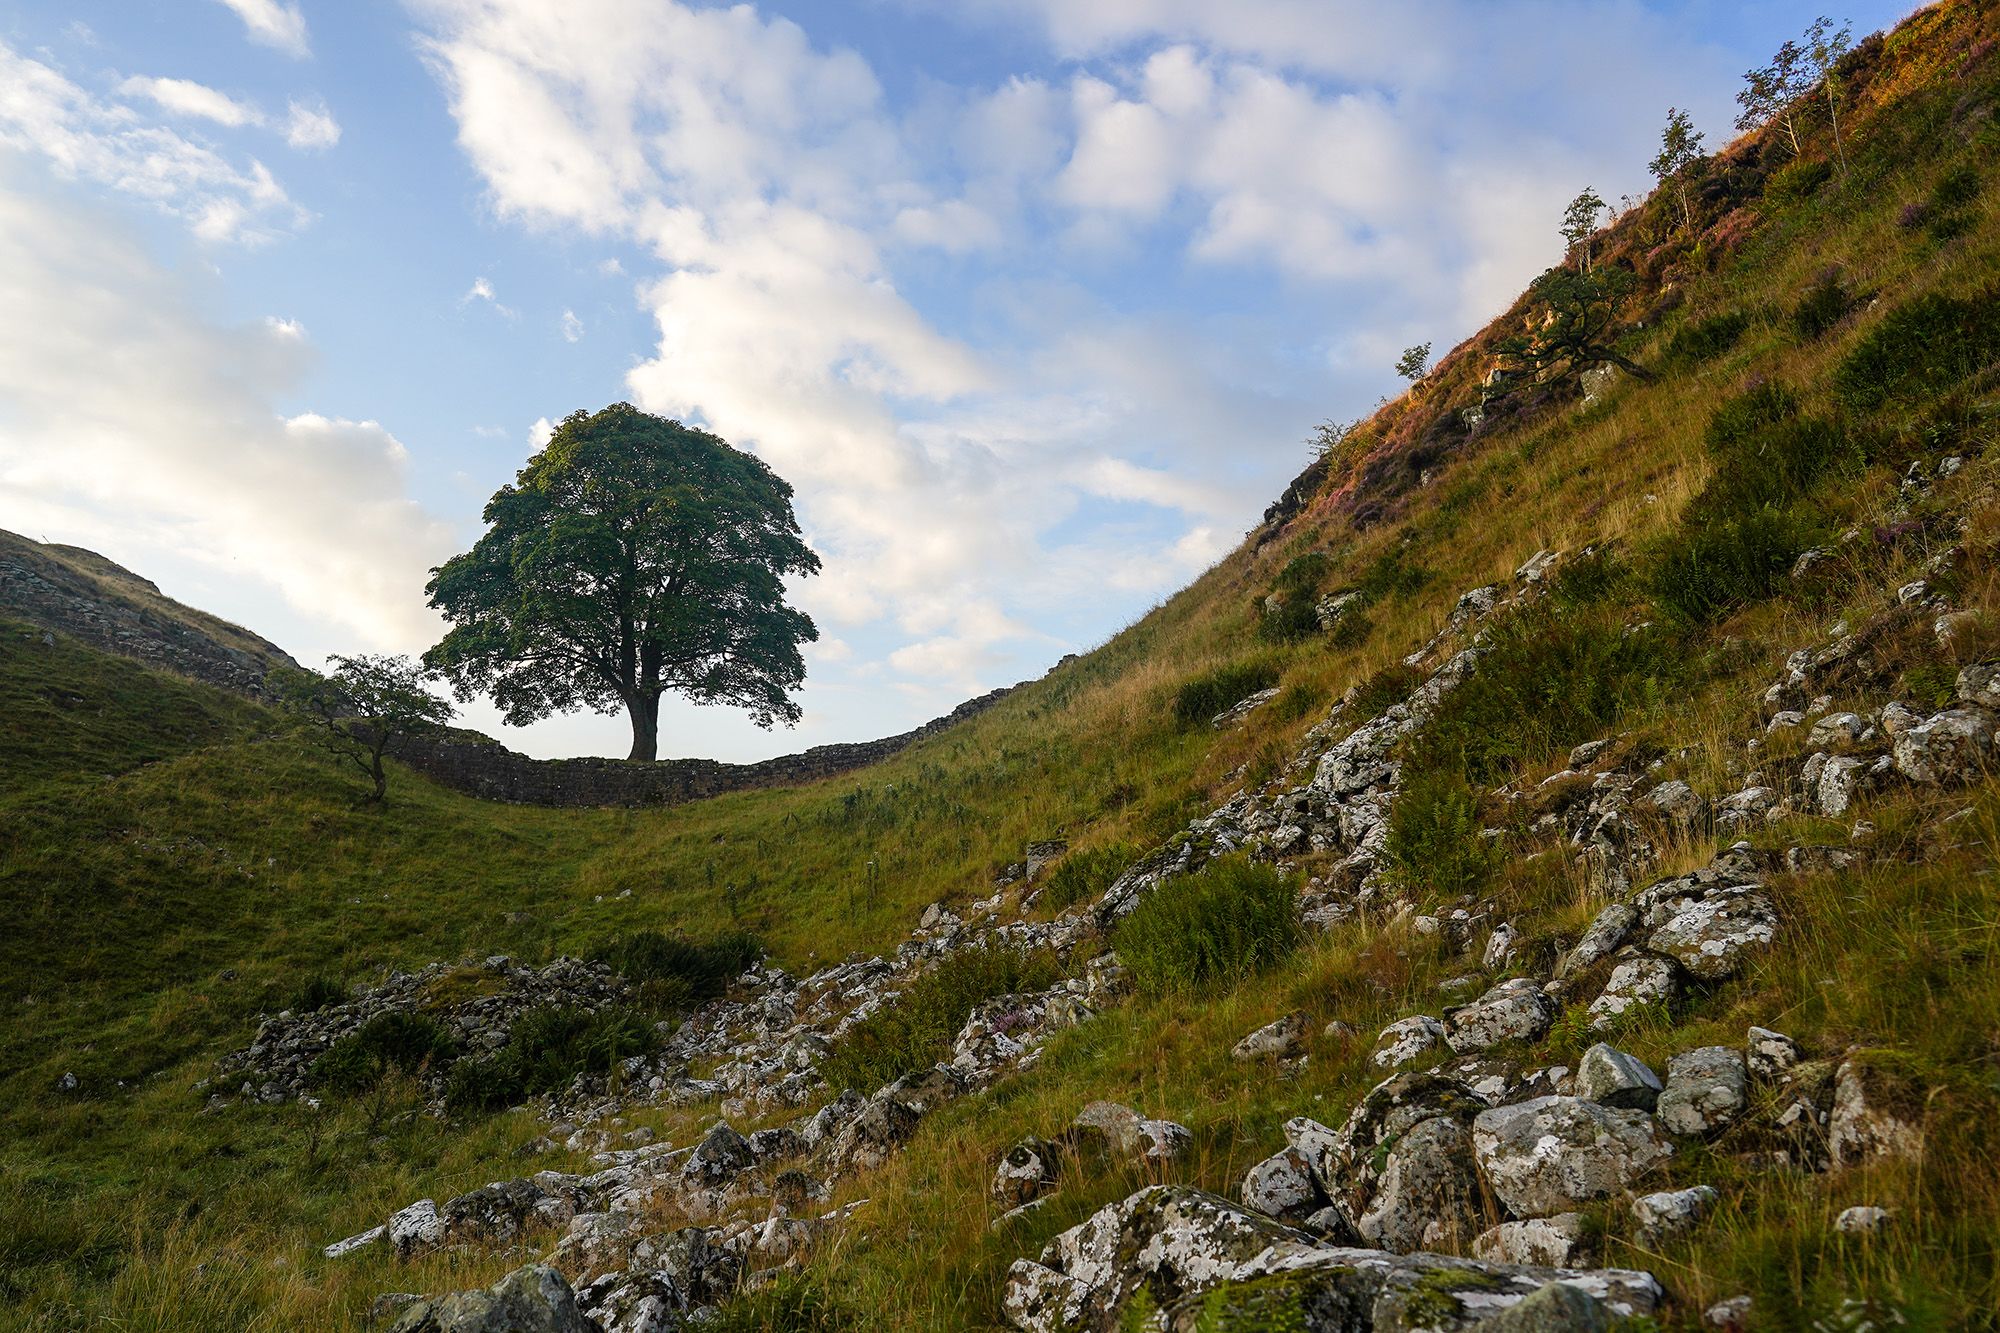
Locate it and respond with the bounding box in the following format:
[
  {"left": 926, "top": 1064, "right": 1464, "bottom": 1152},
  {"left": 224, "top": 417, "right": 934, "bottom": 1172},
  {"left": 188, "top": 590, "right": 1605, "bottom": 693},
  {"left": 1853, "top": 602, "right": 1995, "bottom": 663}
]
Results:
[
  {"left": 1835, "top": 1205, "right": 1890, "bottom": 1235},
  {"left": 388, "top": 1199, "right": 445, "bottom": 1260},
  {"left": 1807, "top": 712, "right": 1867, "bottom": 749},
  {"left": 1232, "top": 1011, "right": 1310, "bottom": 1062},
  {"left": 1556, "top": 903, "right": 1639, "bottom": 982},
  {"left": 1642, "top": 780, "right": 1703, "bottom": 825},
  {"left": 1645, "top": 888, "right": 1776, "bottom": 982},
  {"left": 1476, "top": 1281, "right": 1614, "bottom": 1333},
  {"left": 994, "top": 1136, "right": 1063, "bottom": 1209},
  {"left": 1472, "top": 1097, "right": 1673, "bottom": 1217},
  {"left": 576, "top": 1270, "right": 684, "bottom": 1333},
  {"left": 1829, "top": 1059, "right": 1924, "bottom": 1168},
  {"left": 1240, "top": 1146, "right": 1323, "bottom": 1222},
  {"left": 1586, "top": 951, "right": 1678, "bottom": 1030},
  {"left": 1574, "top": 1044, "right": 1661, "bottom": 1112},
  {"left": 1892, "top": 706, "right": 1996, "bottom": 784},
  {"left": 1313, "top": 1073, "right": 1486, "bottom": 1219},
  {"left": 1444, "top": 978, "right": 1558, "bottom": 1053},
  {"left": 1815, "top": 756, "right": 1869, "bottom": 817},
  {"left": 1656, "top": 1047, "right": 1748, "bottom": 1137},
  {"left": 439, "top": 1179, "right": 556, "bottom": 1248},
  {"left": 682, "top": 1122, "right": 755, "bottom": 1188},
  {"left": 1745, "top": 1027, "right": 1801, "bottom": 1080},
  {"left": 1000, "top": 1185, "right": 1663, "bottom": 1333},
  {"left": 1371, "top": 1015, "right": 1448, "bottom": 1069},
  {"left": 1354, "top": 1115, "right": 1484, "bottom": 1254},
  {"left": 827, "top": 1096, "right": 921, "bottom": 1175},
  {"left": 1958, "top": 663, "right": 2000, "bottom": 709},
  {"left": 1630, "top": 1185, "right": 1718, "bottom": 1245},
  {"left": 389, "top": 1264, "right": 596, "bottom": 1333},
  {"left": 1473, "top": 1213, "right": 1593, "bottom": 1268}
]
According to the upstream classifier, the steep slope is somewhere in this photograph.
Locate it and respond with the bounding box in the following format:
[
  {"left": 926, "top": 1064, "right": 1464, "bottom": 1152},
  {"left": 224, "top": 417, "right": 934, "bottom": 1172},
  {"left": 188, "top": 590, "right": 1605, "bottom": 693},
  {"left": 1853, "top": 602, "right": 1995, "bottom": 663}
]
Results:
[{"left": 5, "top": 3, "right": 2000, "bottom": 1329}]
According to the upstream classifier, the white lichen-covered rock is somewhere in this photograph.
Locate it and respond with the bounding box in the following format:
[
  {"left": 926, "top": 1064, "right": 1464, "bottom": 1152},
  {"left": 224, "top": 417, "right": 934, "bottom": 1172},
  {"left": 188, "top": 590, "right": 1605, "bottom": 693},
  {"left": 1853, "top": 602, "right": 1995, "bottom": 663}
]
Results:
[
  {"left": 1355, "top": 1115, "right": 1484, "bottom": 1254},
  {"left": 1656, "top": 1047, "right": 1748, "bottom": 1137},
  {"left": 575, "top": 1271, "right": 684, "bottom": 1333},
  {"left": 1829, "top": 1059, "right": 1924, "bottom": 1168},
  {"left": 826, "top": 1097, "right": 921, "bottom": 1175},
  {"left": 1575, "top": 1043, "right": 1662, "bottom": 1111},
  {"left": 1746, "top": 1027, "right": 1802, "bottom": 1080},
  {"left": 1959, "top": 662, "right": 2000, "bottom": 709},
  {"left": 1471, "top": 1096, "right": 1673, "bottom": 1217},
  {"left": 1372, "top": 1015, "right": 1448, "bottom": 1069},
  {"left": 1231, "top": 1011, "right": 1309, "bottom": 1062},
  {"left": 1815, "top": 755, "right": 1868, "bottom": 816},
  {"left": 1473, "top": 1213, "right": 1593, "bottom": 1268},
  {"left": 1892, "top": 706, "right": 1996, "bottom": 784},
  {"left": 1835, "top": 1205, "right": 1891, "bottom": 1235},
  {"left": 1714, "top": 785, "right": 1781, "bottom": 832},
  {"left": 994, "top": 1136, "right": 1062, "bottom": 1209},
  {"left": 999, "top": 1185, "right": 1663, "bottom": 1333},
  {"left": 1630, "top": 1185, "right": 1718, "bottom": 1245},
  {"left": 1642, "top": 780, "right": 1703, "bottom": 825},
  {"left": 1557, "top": 903, "right": 1639, "bottom": 982},
  {"left": 1444, "top": 978, "right": 1558, "bottom": 1054},
  {"left": 1587, "top": 951, "right": 1679, "bottom": 1030},
  {"left": 388, "top": 1199, "right": 445, "bottom": 1259},
  {"left": 1240, "top": 1146, "right": 1322, "bottom": 1222},
  {"left": 1643, "top": 886, "right": 1777, "bottom": 981},
  {"left": 1807, "top": 712, "right": 1867, "bottom": 748},
  {"left": 388, "top": 1264, "right": 596, "bottom": 1333}
]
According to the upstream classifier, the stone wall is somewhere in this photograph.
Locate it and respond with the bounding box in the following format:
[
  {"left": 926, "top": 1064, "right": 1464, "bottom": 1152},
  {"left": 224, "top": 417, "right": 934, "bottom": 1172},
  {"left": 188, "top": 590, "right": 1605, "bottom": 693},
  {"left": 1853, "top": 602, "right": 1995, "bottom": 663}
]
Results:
[{"left": 386, "top": 685, "right": 1018, "bottom": 808}]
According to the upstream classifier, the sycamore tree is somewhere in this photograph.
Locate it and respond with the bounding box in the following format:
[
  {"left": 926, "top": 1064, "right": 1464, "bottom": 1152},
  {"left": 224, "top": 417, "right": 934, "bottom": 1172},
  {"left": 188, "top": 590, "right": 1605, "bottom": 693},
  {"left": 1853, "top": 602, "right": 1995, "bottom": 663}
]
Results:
[
  {"left": 424, "top": 403, "right": 820, "bottom": 762},
  {"left": 275, "top": 654, "right": 453, "bottom": 804}
]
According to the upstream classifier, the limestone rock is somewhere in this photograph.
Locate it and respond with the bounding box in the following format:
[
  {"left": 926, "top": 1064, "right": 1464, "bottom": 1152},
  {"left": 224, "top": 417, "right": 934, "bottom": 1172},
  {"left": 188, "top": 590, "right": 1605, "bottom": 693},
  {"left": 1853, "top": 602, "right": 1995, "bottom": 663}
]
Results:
[
  {"left": 1575, "top": 1043, "right": 1661, "bottom": 1112},
  {"left": 388, "top": 1199, "right": 445, "bottom": 1260},
  {"left": 1372, "top": 1015, "right": 1448, "bottom": 1069},
  {"left": 1630, "top": 1185, "right": 1718, "bottom": 1245},
  {"left": 1472, "top": 1096, "right": 1673, "bottom": 1217},
  {"left": 1556, "top": 903, "right": 1639, "bottom": 982},
  {"left": 1444, "top": 978, "right": 1558, "bottom": 1053},
  {"left": 1829, "top": 1059, "right": 1924, "bottom": 1168},
  {"left": 389, "top": 1264, "right": 596, "bottom": 1333},
  {"left": 1240, "top": 1146, "right": 1323, "bottom": 1222},
  {"left": 1892, "top": 706, "right": 1996, "bottom": 784},
  {"left": 1232, "top": 1011, "right": 1310, "bottom": 1062},
  {"left": 827, "top": 1097, "right": 921, "bottom": 1175},
  {"left": 1644, "top": 887, "right": 1777, "bottom": 981},
  {"left": 1656, "top": 1047, "right": 1748, "bottom": 1138},
  {"left": 1354, "top": 1115, "right": 1484, "bottom": 1254},
  {"left": 1958, "top": 662, "right": 2000, "bottom": 709},
  {"left": 1835, "top": 1205, "right": 1890, "bottom": 1235},
  {"left": 1473, "top": 1213, "right": 1593, "bottom": 1268},
  {"left": 994, "top": 1136, "right": 1062, "bottom": 1209},
  {"left": 1745, "top": 1027, "right": 1801, "bottom": 1079},
  {"left": 1587, "top": 951, "right": 1678, "bottom": 1030}
]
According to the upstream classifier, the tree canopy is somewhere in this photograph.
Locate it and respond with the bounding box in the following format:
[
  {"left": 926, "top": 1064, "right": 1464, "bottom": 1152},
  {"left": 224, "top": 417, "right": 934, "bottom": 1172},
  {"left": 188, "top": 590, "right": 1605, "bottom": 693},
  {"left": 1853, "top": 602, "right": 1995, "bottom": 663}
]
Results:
[
  {"left": 424, "top": 403, "right": 821, "bottom": 761},
  {"left": 274, "top": 654, "right": 453, "bottom": 804}
]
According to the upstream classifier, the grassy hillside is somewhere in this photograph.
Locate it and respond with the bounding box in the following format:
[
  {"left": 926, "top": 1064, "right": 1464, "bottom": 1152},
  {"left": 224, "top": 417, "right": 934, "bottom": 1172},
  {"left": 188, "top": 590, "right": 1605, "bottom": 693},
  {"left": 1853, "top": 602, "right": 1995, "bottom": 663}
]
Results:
[{"left": 6, "top": 3, "right": 2000, "bottom": 1328}]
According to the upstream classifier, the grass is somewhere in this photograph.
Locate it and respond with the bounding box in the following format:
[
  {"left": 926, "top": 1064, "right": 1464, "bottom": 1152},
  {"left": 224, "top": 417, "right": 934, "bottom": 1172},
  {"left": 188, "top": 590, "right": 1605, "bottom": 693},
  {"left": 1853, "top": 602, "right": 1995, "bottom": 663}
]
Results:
[
  {"left": 6, "top": 5, "right": 2000, "bottom": 1326},
  {"left": 1111, "top": 857, "right": 1301, "bottom": 995}
]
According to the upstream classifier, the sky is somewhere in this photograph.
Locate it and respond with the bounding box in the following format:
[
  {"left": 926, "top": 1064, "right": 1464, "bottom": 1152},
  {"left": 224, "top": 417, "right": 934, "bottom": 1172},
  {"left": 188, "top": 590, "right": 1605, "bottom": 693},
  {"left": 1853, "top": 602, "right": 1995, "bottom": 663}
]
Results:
[{"left": 0, "top": 0, "right": 1916, "bottom": 761}]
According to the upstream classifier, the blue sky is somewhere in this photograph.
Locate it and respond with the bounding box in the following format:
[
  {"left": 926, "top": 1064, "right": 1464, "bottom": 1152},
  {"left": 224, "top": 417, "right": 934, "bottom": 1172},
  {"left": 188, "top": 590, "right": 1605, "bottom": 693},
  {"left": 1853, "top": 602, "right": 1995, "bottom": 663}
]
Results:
[{"left": 0, "top": 0, "right": 1914, "bottom": 760}]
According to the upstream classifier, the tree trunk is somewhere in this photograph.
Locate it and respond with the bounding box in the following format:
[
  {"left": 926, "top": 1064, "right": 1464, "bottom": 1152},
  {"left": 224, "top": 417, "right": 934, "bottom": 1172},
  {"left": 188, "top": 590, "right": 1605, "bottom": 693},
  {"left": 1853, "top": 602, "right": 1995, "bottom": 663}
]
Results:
[{"left": 626, "top": 692, "right": 661, "bottom": 762}]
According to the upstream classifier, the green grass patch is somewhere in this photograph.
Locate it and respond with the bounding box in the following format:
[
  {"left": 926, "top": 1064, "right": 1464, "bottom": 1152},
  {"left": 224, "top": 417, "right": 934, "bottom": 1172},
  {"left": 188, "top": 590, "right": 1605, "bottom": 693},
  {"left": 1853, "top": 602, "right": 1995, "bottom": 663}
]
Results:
[
  {"left": 820, "top": 946, "right": 1063, "bottom": 1093},
  {"left": 1836, "top": 289, "right": 2000, "bottom": 411},
  {"left": 1112, "top": 856, "right": 1300, "bottom": 995},
  {"left": 593, "top": 929, "right": 762, "bottom": 1014},
  {"left": 1173, "top": 658, "right": 1280, "bottom": 728},
  {"left": 1038, "top": 845, "right": 1134, "bottom": 914}
]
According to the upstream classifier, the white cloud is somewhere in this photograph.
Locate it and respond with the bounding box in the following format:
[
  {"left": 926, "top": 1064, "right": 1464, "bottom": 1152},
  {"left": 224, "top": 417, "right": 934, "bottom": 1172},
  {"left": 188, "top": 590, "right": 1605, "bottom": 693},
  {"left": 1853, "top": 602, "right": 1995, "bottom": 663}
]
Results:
[
  {"left": 0, "top": 41, "right": 299, "bottom": 244},
  {"left": 0, "top": 169, "right": 452, "bottom": 652},
  {"left": 461, "top": 274, "right": 516, "bottom": 317},
  {"left": 560, "top": 308, "right": 583, "bottom": 341},
  {"left": 214, "top": 0, "right": 311, "bottom": 58},
  {"left": 527, "top": 416, "right": 555, "bottom": 450},
  {"left": 284, "top": 98, "right": 341, "bottom": 150},
  {"left": 117, "top": 76, "right": 261, "bottom": 127}
]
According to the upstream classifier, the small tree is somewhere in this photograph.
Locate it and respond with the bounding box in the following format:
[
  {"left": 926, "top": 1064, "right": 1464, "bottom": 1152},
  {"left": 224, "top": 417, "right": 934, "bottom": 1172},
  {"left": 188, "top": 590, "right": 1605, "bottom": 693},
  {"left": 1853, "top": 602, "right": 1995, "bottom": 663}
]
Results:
[
  {"left": 1394, "top": 342, "right": 1433, "bottom": 387},
  {"left": 1491, "top": 265, "right": 1653, "bottom": 397},
  {"left": 1805, "top": 16, "right": 1853, "bottom": 175},
  {"left": 1561, "top": 187, "right": 1607, "bottom": 271},
  {"left": 276, "top": 654, "right": 453, "bottom": 804},
  {"left": 1736, "top": 39, "right": 1810, "bottom": 158},
  {"left": 1649, "top": 107, "right": 1707, "bottom": 236}
]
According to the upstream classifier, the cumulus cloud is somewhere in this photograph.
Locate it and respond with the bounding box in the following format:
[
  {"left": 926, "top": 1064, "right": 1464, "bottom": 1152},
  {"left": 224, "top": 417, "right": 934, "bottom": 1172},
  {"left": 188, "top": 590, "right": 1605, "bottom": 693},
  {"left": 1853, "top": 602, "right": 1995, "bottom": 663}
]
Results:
[
  {"left": 0, "top": 170, "right": 453, "bottom": 650},
  {"left": 461, "top": 275, "right": 516, "bottom": 317},
  {"left": 214, "top": 0, "right": 311, "bottom": 58},
  {"left": 284, "top": 98, "right": 342, "bottom": 149},
  {"left": 0, "top": 40, "right": 299, "bottom": 243},
  {"left": 560, "top": 308, "right": 583, "bottom": 341}
]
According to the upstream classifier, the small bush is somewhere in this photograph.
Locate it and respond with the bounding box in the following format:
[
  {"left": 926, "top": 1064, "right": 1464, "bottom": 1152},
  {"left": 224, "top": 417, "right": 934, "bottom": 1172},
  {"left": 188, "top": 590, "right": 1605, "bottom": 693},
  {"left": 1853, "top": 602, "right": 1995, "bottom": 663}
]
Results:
[
  {"left": 1384, "top": 768, "right": 1499, "bottom": 895},
  {"left": 1258, "top": 595, "right": 1324, "bottom": 644},
  {"left": 1038, "top": 844, "right": 1134, "bottom": 914},
  {"left": 1112, "top": 856, "right": 1300, "bottom": 995},
  {"left": 1836, "top": 291, "right": 2000, "bottom": 411},
  {"left": 1272, "top": 551, "right": 1331, "bottom": 597},
  {"left": 291, "top": 975, "right": 345, "bottom": 1014},
  {"left": 1664, "top": 310, "right": 1751, "bottom": 366},
  {"left": 1548, "top": 547, "right": 1627, "bottom": 608},
  {"left": 444, "top": 1005, "right": 659, "bottom": 1113},
  {"left": 1354, "top": 546, "right": 1430, "bottom": 602},
  {"left": 1930, "top": 165, "right": 1982, "bottom": 211},
  {"left": 1173, "top": 659, "right": 1279, "bottom": 728},
  {"left": 1695, "top": 385, "right": 1854, "bottom": 520},
  {"left": 703, "top": 1274, "right": 859, "bottom": 1332},
  {"left": 1765, "top": 157, "right": 1833, "bottom": 208},
  {"left": 1347, "top": 662, "right": 1423, "bottom": 721},
  {"left": 310, "top": 1012, "right": 456, "bottom": 1096},
  {"left": 1271, "top": 678, "right": 1329, "bottom": 723},
  {"left": 1648, "top": 507, "right": 1822, "bottom": 625},
  {"left": 1327, "top": 608, "right": 1375, "bottom": 648},
  {"left": 1412, "top": 608, "right": 1681, "bottom": 783},
  {"left": 594, "top": 930, "right": 761, "bottom": 1014},
  {"left": 1790, "top": 270, "right": 1854, "bottom": 340},
  {"left": 820, "top": 946, "right": 1063, "bottom": 1092}
]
